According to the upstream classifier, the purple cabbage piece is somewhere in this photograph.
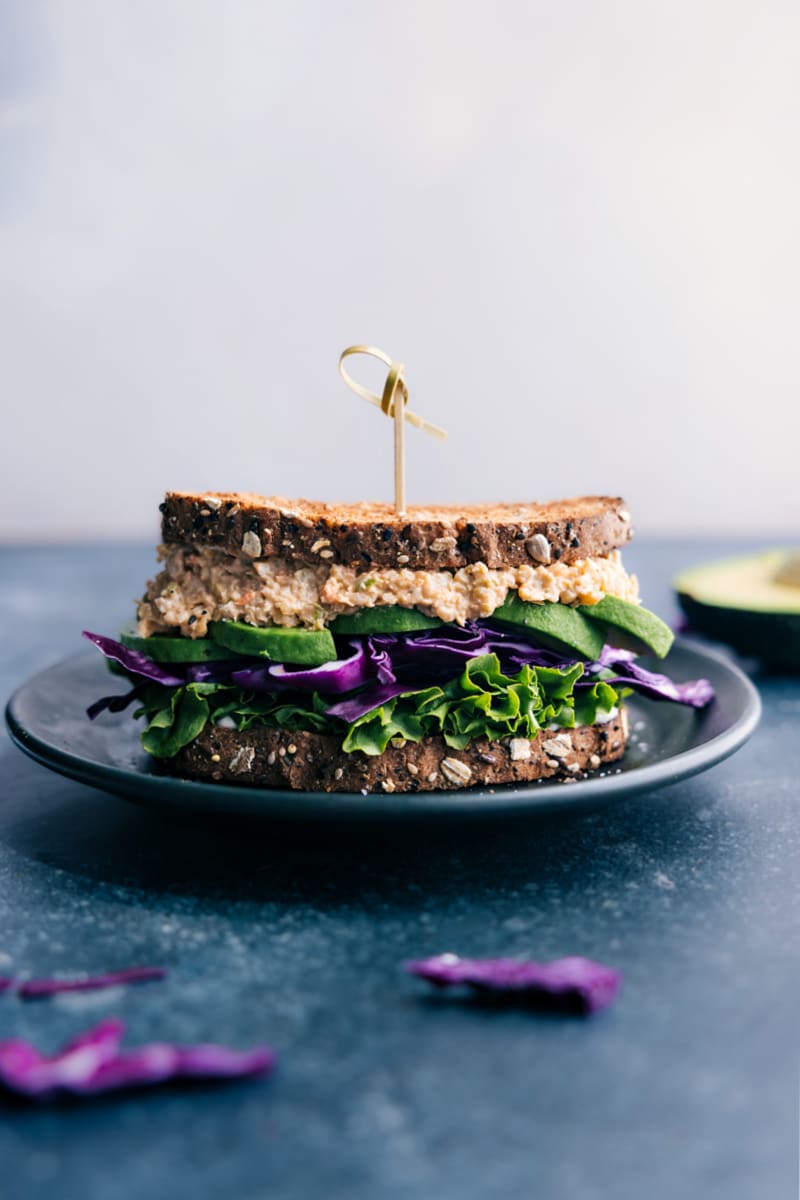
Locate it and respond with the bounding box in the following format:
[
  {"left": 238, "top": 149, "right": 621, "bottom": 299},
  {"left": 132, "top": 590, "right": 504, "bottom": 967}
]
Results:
[
  {"left": 0, "top": 1019, "right": 125, "bottom": 1098},
  {"left": 87, "top": 685, "right": 145, "bottom": 720},
  {"left": 326, "top": 682, "right": 415, "bottom": 723},
  {"left": 365, "top": 638, "right": 396, "bottom": 684},
  {"left": 75, "top": 1040, "right": 276, "bottom": 1095},
  {"left": 0, "top": 979, "right": 13, "bottom": 993},
  {"left": 184, "top": 662, "right": 235, "bottom": 684},
  {"left": 0, "top": 1019, "right": 277, "bottom": 1100},
  {"left": 232, "top": 640, "right": 371, "bottom": 695},
  {"left": 592, "top": 646, "right": 714, "bottom": 707},
  {"left": 82, "top": 632, "right": 184, "bottom": 686},
  {"left": 406, "top": 953, "right": 621, "bottom": 1014},
  {"left": 18, "top": 967, "right": 167, "bottom": 1000}
]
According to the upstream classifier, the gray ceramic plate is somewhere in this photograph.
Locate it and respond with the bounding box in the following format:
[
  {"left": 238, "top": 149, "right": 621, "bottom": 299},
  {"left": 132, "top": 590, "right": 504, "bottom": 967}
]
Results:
[{"left": 6, "top": 641, "right": 760, "bottom": 822}]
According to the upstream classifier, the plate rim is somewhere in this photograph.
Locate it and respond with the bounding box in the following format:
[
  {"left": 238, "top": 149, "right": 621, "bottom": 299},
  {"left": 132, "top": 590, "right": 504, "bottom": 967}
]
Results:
[{"left": 5, "top": 639, "right": 762, "bottom": 820}]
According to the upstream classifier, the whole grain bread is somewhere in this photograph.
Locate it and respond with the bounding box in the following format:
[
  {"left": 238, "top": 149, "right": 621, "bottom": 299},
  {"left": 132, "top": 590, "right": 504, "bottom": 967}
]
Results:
[
  {"left": 160, "top": 493, "right": 633, "bottom": 570},
  {"left": 166, "top": 714, "right": 627, "bottom": 793}
]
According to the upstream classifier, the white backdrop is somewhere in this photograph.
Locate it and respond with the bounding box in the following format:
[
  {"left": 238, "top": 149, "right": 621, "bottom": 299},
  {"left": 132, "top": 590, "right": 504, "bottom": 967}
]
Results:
[{"left": 1, "top": 2, "right": 797, "bottom": 541}]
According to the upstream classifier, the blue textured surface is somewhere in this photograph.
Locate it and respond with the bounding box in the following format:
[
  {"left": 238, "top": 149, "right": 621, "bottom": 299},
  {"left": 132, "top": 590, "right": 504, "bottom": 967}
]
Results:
[{"left": 0, "top": 542, "right": 797, "bottom": 1200}]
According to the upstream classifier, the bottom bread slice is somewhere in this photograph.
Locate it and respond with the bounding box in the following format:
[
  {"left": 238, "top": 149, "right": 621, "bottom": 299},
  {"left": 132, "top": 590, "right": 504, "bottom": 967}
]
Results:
[{"left": 163, "top": 710, "right": 628, "bottom": 793}]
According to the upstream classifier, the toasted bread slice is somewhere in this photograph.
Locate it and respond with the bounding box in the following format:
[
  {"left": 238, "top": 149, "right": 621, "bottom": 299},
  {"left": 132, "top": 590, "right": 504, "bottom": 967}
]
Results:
[
  {"left": 165, "top": 714, "right": 627, "bottom": 793},
  {"left": 160, "top": 493, "right": 632, "bottom": 570}
]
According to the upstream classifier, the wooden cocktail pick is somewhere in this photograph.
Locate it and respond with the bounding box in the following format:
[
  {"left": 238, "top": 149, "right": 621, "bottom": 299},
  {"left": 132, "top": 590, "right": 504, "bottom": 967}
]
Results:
[{"left": 338, "top": 345, "right": 447, "bottom": 514}]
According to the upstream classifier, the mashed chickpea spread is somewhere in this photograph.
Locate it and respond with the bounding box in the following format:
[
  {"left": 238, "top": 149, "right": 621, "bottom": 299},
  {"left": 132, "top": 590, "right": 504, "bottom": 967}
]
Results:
[{"left": 137, "top": 545, "right": 639, "bottom": 638}]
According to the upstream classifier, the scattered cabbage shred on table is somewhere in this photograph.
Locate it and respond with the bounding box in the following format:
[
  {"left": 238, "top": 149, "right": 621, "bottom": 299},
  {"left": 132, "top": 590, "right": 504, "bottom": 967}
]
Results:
[
  {"left": 0, "top": 1019, "right": 276, "bottom": 1100},
  {"left": 9, "top": 966, "right": 167, "bottom": 999},
  {"left": 406, "top": 954, "right": 621, "bottom": 1014}
]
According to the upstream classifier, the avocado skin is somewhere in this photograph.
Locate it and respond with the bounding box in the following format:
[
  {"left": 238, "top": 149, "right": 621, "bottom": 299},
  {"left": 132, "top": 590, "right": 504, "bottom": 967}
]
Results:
[
  {"left": 678, "top": 594, "right": 800, "bottom": 670},
  {"left": 209, "top": 620, "right": 337, "bottom": 666},
  {"left": 492, "top": 595, "right": 605, "bottom": 660},
  {"left": 581, "top": 596, "right": 674, "bottom": 659},
  {"left": 330, "top": 607, "right": 443, "bottom": 635}
]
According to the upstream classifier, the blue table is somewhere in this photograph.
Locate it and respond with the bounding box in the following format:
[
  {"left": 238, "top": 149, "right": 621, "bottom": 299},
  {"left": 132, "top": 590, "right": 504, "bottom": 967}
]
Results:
[{"left": 0, "top": 542, "right": 795, "bottom": 1200}]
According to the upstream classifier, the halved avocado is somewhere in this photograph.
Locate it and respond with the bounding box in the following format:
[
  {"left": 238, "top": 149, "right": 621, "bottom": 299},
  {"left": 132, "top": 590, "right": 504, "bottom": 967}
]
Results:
[
  {"left": 581, "top": 596, "right": 674, "bottom": 659},
  {"left": 675, "top": 549, "right": 800, "bottom": 670},
  {"left": 120, "top": 624, "right": 242, "bottom": 663},
  {"left": 208, "top": 620, "right": 337, "bottom": 666},
  {"left": 330, "top": 607, "right": 443, "bottom": 635},
  {"left": 491, "top": 594, "right": 605, "bottom": 660}
]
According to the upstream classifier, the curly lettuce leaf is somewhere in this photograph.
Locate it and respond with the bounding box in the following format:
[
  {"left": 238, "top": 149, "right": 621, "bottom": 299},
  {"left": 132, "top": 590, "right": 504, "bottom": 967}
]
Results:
[
  {"left": 573, "top": 681, "right": 629, "bottom": 728},
  {"left": 341, "top": 654, "right": 615, "bottom": 756}
]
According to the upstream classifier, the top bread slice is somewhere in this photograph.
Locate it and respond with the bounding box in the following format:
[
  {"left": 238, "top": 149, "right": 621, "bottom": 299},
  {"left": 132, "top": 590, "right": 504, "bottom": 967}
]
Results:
[{"left": 160, "top": 493, "right": 633, "bottom": 571}]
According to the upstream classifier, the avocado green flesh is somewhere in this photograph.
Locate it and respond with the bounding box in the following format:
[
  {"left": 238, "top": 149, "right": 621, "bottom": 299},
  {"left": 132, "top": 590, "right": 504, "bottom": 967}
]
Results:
[
  {"left": 581, "top": 596, "right": 674, "bottom": 659},
  {"left": 120, "top": 625, "right": 242, "bottom": 663},
  {"left": 675, "top": 550, "right": 800, "bottom": 669},
  {"left": 492, "top": 595, "right": 605, "bottom": 660},
  {"left": 674, "top": 550, "right": 800, "bottom": 613},
  {"left": 209, "top": 620, "right": 337, "bottom": 666},
  {"left": 330, "top": 607, "right": 443, "bottom": 635}
]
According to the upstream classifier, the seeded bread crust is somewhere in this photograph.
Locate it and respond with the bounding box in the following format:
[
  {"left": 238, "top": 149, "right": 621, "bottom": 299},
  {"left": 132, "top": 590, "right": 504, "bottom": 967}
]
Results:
[
  {"left": 160, "top": 493, "right": 633, "bottom": 570},
  {"left": 165, "top": 715, "right": 627, "bottom": 793}
]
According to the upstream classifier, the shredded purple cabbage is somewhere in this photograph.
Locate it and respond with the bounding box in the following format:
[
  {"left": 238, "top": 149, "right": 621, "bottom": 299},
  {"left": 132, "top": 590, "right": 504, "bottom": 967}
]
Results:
[
  {"left": 183, "top": 662, "right": 235, "bottom": 684},
  {"left": 592, "top": 647, "right": 713, "bottom": 707},
  {"left": 369, "top": 623, "right": 569, "bottom": 677},
  {"left": 82, "top": 632, "right": 184, "bottom": 686},
  {"left": 87, "top": 684, "right": 145, "bottom": 720},
  {"left": 17, "top": 967, "right": 167, "bottom": 1000},
  {"left": 0, "top": 1019, "right": 276, "bottom": 1100},
  {"left": 0, "top": 979, "right": 13, "bottom": 993},
  {"left": 406, "top": 953, "right": 621, "bottom": 1014},
  {"left": 326, "top": 682, "right": 414, "bottom": 723},
  {"left": 232, "top": 640, "right": 371, "bottom": 695}
]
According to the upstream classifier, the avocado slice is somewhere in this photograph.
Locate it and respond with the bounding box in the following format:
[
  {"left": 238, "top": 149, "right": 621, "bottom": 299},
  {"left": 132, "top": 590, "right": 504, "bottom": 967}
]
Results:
[
  {"left": 120, "top": 624, "right": 242, "bottom": 663},
  {"left": 491, "top": 594, "right": 605, "bottom": 660},
  {"left": 675, "top": 549, "right": 800, "bottom": 669},
  {"left": 581, "top": 596, "right": 674, "bottom": 659},
  {"left": 330, "top": 606, "right": 443, "bottom": 635},
  {"left": 208, "top": 620, "right": 337, "bottom": 666}
]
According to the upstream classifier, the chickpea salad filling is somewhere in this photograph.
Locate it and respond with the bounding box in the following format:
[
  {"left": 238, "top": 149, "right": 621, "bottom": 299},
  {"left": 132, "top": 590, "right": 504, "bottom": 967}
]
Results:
[{"left": 137, "top": 545, "right": 640, "bottom": 638}]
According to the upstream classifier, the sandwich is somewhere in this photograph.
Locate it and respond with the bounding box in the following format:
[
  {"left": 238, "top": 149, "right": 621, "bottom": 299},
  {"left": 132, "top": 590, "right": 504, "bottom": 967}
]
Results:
[{"left": 84, "top": 492, "right": 713, "bottom": 793}]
